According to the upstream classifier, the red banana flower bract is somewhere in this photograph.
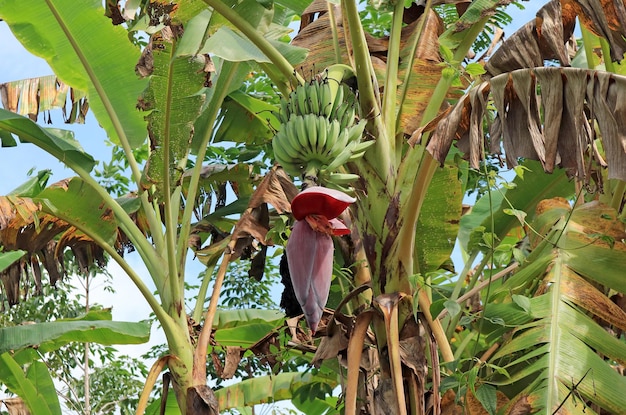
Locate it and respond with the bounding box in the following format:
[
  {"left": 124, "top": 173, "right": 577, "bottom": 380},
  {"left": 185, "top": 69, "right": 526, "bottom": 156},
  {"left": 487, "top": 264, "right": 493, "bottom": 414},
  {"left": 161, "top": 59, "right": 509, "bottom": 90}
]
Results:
[{"left": 286, "top": 187, "right": 355, "bottom": 332}]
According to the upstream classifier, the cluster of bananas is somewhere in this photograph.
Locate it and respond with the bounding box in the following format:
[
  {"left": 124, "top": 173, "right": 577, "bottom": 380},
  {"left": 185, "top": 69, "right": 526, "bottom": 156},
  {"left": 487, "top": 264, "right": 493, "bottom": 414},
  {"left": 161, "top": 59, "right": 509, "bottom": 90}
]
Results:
[{"left": 272, "top": 65, "right": 373, "bottom": 189}]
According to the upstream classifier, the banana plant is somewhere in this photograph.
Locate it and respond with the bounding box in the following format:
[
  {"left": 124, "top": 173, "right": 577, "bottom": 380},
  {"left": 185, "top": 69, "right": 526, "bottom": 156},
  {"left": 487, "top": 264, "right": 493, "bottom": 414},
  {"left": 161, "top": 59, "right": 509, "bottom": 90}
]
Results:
[{"left": 1, "top": 1, "right": 626, "bottom": 415}]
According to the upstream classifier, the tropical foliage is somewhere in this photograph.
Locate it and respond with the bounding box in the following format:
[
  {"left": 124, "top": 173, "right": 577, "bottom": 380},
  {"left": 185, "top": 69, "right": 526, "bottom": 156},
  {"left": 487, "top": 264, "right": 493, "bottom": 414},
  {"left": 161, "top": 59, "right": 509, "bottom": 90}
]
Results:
[{"left": 1, "top": 0, "right": 625, "bottom": 414}]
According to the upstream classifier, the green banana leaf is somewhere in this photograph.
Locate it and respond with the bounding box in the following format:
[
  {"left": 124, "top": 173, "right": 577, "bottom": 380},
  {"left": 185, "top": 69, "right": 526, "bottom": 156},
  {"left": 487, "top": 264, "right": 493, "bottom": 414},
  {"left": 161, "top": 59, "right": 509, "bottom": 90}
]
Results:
[
  {"left": 213, "top": 90, "right": 281, "bottom": 145},
  {"left": 144, "top": 372, "right": 337, "bottom": 414},
  {"left": 144, "top": 390, "right": 181, "bottom": 415},
  {"left": 140, "top": 27, "right": 206, "bottom": 199},
  {"left": 415, "top": 163, "right": 462, "bottom": 273},
  {"left": 0, "top": 356, "right": 61, "bottom": 415},
  {"left": 485, "top": 200, "right": 626, "bottom": 414},
  {"left": 212, "top": 309, "right": 285, "bottom": 348},
  {"left": 214, "top": 372, "right": 338, "bottom": 410},
  {"left": 0, "top": 308, "right": 151, "bottom": 357},
  {"left": 0, "top": 0, "right": 147, "bottom": 148},
  {"left": 0, "top": 250, "right": 26, "bottom": 273},
  {"left": 7, "top": 169, "right": 52, "bottom": 197},
  {"left": 0, "top": 110, "right": 95, "bottom": 173},
  {"left": 35, "top": 177, "right": 119, "bottom": 247}
]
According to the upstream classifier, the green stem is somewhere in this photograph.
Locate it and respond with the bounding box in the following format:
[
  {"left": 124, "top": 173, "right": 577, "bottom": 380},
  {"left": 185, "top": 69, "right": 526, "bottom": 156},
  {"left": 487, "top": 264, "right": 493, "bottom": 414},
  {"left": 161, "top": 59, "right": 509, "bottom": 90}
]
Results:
[
  {"left": 162, "top": 45, "right": 182, "bottom": 318},
  {"left": 445, "top": 254, "right": 490, "bottom": 339},
  {"left": 581, "top": 26, "right": 598, "bottom": 69},
  {"left": 599, "top": 37, "right": 616, "bottom": 73},
  {"left": 74, "top": 172, "right": 167, "bottom": 297},
  {"left": 610, "top": 180, "right": 625, "bottom": 212},
  {"left": 192, "top": 258, "right": 219, "bottom": 323},
  {"left": 101, "top": 244, "right": 178, "bottom": 338},
  {"left": 381, "top": 0, "right": 405, "bottom": 159},
  {"left": 342, "top": 0, "right": 391, "bottom": 181},
  {"left": 449, "top": 250, "right": 479, "bottom": 303},
  {"left": 202, "top": 0, "right": 301, "bottom": 86},
  {"left": 258, "top": 62, "right": 291, "bottom": 97},
  {"left": 193, "top": 251, "right": 233, "bottom": 383},
  {"left": 327, "top": 2, "right": 343, "bottom": 64}
]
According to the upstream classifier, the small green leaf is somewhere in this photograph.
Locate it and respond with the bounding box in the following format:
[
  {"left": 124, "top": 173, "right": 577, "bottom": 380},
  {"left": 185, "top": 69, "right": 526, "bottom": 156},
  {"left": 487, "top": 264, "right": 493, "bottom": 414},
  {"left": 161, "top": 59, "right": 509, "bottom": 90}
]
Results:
[
  {"left": 475, "top": 384, "right": 497, "bottom": 415},
  {"left": 502, "top": 208, "right": 527, "bottom": 225},
  {"left": 444, "top": 300, "right": 462, "bottom": 318},
  {"left": 439, "top": 45, "right": 454, "bottom": 63},
  {"left": 0, "top": 250, "right": 27, "bottom": 273},
  {"left": 512, "top": 294, "right": 532, "bottom": 314},
  {"left": 465, "top": 62, "right": 486, "bottom": 76},
  {"left": 481, "top": 232, "right": 497, "bottom": 249},
  {"left": 513, "top": 165, "right": 530, "bottom": 179}
]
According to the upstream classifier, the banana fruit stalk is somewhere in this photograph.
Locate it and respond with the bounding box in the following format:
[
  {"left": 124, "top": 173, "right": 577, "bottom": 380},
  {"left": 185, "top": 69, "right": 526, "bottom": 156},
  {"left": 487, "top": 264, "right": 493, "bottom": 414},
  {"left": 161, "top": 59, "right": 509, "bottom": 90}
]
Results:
[{"left": 272, "top": 64, "right": 371, "bottom": 188}]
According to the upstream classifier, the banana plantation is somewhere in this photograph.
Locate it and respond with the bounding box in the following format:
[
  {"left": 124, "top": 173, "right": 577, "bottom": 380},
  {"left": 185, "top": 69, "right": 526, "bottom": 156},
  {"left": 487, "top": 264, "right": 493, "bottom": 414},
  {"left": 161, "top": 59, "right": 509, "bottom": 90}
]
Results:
[{"left": 1, "top": 0, "right": 626, "bottom": 414}]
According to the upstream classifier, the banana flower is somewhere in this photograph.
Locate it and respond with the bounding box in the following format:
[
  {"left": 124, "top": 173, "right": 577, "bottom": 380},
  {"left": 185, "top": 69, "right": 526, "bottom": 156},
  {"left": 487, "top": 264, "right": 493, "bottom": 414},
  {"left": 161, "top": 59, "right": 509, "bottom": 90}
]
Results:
[{"left": 286, "top": 187, "right": 355, "bottom": 332}]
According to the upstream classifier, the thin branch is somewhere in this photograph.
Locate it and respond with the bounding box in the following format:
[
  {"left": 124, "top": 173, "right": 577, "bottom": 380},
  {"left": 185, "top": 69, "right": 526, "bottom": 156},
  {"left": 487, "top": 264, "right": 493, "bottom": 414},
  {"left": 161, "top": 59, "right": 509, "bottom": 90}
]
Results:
[
  {"left": 342, "top": 0, "right": 391, "bottom": 180},
  {"left": 437, "top": 262, "right": 519, "bottom": 320},
  {"left": 192, "top": 250, "right": 233, "bottom": 383},
  {"left": 327, "top": 2, "right": 342, "bottom": 64}
]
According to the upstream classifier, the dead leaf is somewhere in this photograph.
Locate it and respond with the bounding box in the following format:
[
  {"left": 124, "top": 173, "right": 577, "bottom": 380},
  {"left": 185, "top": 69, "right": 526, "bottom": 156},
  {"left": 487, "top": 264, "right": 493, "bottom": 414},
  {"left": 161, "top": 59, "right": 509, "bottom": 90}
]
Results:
[
  {"left": 312, "top": 318, "right": 349, "bottom": 365},
  {"left": 1, "top": 397, "right": 30, "bottom": 415},
  {"left": 186, "top": 384, "right": 219, "bottom": 415},
  {"left": 0, "top": 75, "right": 85, "bottom": 124},
  {"left": 422, "top": 67, "right": 626, "bottom": 187},
  {"left": 228, "top": 166, "right": 297, "bottom": 259},
  {"left": 221, "top": 346, "right": 242, "bottom": 380},
  {"left": 486, "top": 0, "right": 576, "bottom": 76}
]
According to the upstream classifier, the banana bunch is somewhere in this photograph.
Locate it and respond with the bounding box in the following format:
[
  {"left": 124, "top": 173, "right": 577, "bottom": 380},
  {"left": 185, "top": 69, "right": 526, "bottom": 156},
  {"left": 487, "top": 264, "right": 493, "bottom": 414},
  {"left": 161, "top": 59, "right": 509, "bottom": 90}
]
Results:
[{"left": 272, "top": 64, "right": 373, "bottom": 189}]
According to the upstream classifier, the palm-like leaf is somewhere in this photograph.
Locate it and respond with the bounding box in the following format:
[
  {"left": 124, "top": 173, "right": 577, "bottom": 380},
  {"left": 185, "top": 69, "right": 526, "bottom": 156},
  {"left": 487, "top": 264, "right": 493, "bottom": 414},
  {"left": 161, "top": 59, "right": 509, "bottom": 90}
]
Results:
[{"left": 485, "top": 200, "right": 626, "bottom": 414}]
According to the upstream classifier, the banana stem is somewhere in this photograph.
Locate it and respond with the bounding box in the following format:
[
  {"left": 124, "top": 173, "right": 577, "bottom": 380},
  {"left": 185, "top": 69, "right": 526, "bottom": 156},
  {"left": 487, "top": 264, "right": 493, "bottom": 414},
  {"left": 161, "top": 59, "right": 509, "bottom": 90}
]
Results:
[
  {"left": 327, "top": 2, "right": 342, "bottom": 64},
  {"left": 302, "top": 164, "right": 320, "bottom": 189}
]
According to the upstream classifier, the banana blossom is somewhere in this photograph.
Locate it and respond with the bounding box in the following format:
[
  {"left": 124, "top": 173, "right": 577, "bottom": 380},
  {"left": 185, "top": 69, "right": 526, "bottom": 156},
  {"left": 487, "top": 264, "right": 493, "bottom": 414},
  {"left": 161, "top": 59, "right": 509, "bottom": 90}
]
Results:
[{"left": 287, "top": 186, "right": 355, "bottom": 332}]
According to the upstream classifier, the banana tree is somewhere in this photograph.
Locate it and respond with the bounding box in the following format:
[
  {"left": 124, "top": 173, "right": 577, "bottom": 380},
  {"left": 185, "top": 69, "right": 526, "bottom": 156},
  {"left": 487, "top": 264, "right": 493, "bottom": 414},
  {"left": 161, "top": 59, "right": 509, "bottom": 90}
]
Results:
[{"left": 1, "top": 1, "right": 626, "bottom": 415}]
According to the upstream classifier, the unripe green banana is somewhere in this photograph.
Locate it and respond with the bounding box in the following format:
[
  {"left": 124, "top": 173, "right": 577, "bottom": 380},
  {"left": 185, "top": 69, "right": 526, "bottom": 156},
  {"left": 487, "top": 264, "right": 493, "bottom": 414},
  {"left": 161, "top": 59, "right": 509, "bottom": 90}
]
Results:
[
  {"left": 324, "top": 119, "right": 340, "bottom": 157},
  {"left": 315, "top": 115, "right": 328, "bottom": 154},
  {"left": 278, "top": 99, "right": 290, "bottom": 124},
  {"left": 334, "top": 127, "right": 350, "bottom": 153},
  {"left": 330, "top": 83, "right": 344, "bottom": 117},
  {"left": 289, "top": 116, "right": 307, "bottom": 153},
  {"left": 304, "top": 114, "right": 319, "bottom": 153},
  {"left": 326, "top": 172, "right": 361, "bottom": 185},
  {"left": 308, "top": 82, "right": 320, "bottom": 115},
  {"left": 340, "top": 105, "right": 356, "bottom": 130},
  {"left": 296, "top": 85, "right": 309, "bottom": 115},
  {"left": 348, "top": 140, "right": 375, "bottom": 159},
  {"left": 334, "top": 102, "right": 349, "bottom": 128},
  {"left": 273, "top": 127, "right": 305, "bottom": 176},
  {"left": 325, "top": 63, "right": 355, "bottom": 109},
  {"left": 324, "top": 140, "right": 356, "bottom": 172},
  {"left": 346, "top": 119, "right": 366, "bottom": 144},
  {"left": 320, "top": 82, "right": 332, "bottom": 118}
]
